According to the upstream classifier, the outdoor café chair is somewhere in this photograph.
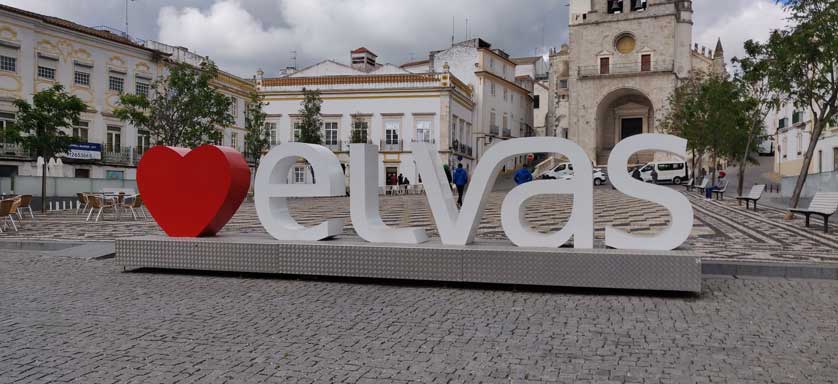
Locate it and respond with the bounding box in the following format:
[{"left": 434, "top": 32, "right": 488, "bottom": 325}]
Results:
[
  {"left": 789, "top": 192, "right": 838, "bottom": 233},
  {"left": 77, "top": 193, "right": 90, "bottom": 215},
  {"left": 119, "top": 195, "right": 147, "bottom": 220},
  {"left": 86, "top": 195, "right": 115, "bottom": 222},
  {"left": 735, "top": 185, "right": 766, "bottom": 211},
  {"left": 0, "top": 199, "right": 17, "bottom": 232},
  {"left": 16, "top": 195, "right": 34, "bottom": 220}
]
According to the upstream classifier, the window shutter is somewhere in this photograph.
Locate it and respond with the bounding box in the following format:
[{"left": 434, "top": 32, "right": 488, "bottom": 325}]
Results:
[
  {"left": 38, "top": 54, "right": 58, "bottom": 69},
  {"left": 0, "top": 43, "right": 18, "bottom": 58}
]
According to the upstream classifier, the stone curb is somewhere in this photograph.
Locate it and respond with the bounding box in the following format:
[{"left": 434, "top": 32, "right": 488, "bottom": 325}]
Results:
[{"left": 703, "top": 260, "right": 838, "bottom": 280}]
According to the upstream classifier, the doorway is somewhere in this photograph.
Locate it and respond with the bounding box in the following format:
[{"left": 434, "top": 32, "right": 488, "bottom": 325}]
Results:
[
  {"left": 621, "top": 118, "right": 643, "bottom": 140},
  {"left": 385, "top": 167, "right": 398, "bottom": 185}
]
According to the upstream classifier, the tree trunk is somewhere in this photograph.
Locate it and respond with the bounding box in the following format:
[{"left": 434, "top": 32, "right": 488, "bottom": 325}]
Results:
[
  {"left": 789, "top": 120, "right": 824, "bottom": 209},
  {"left": 737, "top": 130, "right": 755, "bottom": 197},
  {"left": 41, "top": 161, "right": 47, "bottom": 213}
]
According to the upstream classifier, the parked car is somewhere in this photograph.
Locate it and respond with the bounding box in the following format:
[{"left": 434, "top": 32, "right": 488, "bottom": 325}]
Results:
[{"left": 638, "top": 161, "right": 689, "bottom": 184}]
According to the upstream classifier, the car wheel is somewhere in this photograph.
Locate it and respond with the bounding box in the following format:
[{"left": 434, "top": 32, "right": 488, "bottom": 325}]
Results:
[
  {"left": 673, "top": 177, "right": 682, "bottom": 185},
  {"left": 594, "top": 178, "right": 602, "bottom": 186}
]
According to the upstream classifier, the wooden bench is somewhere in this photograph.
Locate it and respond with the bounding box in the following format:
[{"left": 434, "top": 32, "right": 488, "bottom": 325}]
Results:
[
  {"left": 735, "top": 184, "right": 766, "bottom": 210},
  {"left": 789, "top": 192, "right": 838, "bottom": 233}
]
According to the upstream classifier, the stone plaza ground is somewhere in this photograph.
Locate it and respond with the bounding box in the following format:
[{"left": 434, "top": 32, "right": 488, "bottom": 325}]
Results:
[{"left": 1, "top": 186, "right": 837, "bottom": 383}]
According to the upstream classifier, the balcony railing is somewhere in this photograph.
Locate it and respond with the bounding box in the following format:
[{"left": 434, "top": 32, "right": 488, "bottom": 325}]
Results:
[
  {"left": 489, "top": 124, "right": 499, "bottom": 136},
  {"left": 102, "top": 146, "right": 133, "bottom": 165},
  {"left": 578, "top": 60, "right": 674, "bottom": 78},
  {"left": 380, "top": 140, "right": 403, "bottom": 152},
  {"left": 450, "top": 142, "right": 473, "bottom": 157},
  {"left": 411, "top": 138, "right": 436, "bottom": 144},
  {"left": 0, "top": 143, "right": 33, "bottom": 159}
]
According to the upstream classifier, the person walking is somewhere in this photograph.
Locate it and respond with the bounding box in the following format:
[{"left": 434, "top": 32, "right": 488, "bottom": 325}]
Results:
[
  {"left": 452, "top": 163, "right": 469, "bottom": 208},
  {"left": 514, "top": 166, "right": 533, "bottom": 185},
  {"left": 397, "top": 173, "right": 404, "bottom": 185}
]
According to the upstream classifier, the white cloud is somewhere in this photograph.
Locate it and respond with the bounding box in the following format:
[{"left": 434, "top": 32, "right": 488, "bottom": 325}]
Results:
[{"left": 693, "top": 0, "right": 789, "bottom": 63}]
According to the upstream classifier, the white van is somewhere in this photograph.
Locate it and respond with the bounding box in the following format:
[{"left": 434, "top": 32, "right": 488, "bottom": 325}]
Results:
[
  {"left": 540, "top": 162, "right": 573, "bottom": 179},
  {"left": 639, "top": 161, "right": 688, "bottom": 184}
]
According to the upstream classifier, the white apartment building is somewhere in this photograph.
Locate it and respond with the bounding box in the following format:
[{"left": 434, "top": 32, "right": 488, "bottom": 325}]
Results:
[
  {"left": 0, "top": 4, "right": 252, "bottom": 180},
  {"left": 770, "top": 105, "right": 838, "bottom": 176},
  {"left": 425, "top": 39, "right": 535, "bottom": 172},
  {"left": 256, "top": 48, "right": 475, "bottom": 187}
]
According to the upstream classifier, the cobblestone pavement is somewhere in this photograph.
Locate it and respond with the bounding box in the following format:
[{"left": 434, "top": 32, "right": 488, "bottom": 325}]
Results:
[
  {"left": 1, "top": 187, "right": 835, "bottom": 263},
  {"left": 1, "top": 252, "right": 837, "bottom": 383}
]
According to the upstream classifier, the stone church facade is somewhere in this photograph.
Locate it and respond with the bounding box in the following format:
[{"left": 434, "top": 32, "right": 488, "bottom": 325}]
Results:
[{"left": 549, "top": 0, "right": 724, "bottom": 165}]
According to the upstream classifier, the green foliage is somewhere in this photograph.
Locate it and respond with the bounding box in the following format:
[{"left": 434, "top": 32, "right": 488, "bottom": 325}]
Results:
[
  {"left": 297, "top": 89, "right": 322, "bottom": 144},
  {"left": 748, "top": 0, "right": 838, "bottom": 207},
  {"left": 13, "top": 84, "right": 86, "bottom": 159},
  {"left": 659, "top": 74, "right": 759, "bottom": 182},
  {"left": 114, "top": 61, "right": 233, "bottom": 148},
  {"left": 243, "top": 91, "right": 269, "bottom": 163}
]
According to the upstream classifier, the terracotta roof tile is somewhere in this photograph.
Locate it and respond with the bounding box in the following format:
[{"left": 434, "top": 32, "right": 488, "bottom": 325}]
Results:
[{"left": 0, "top": 4, "right": 153, "bottom": 52}]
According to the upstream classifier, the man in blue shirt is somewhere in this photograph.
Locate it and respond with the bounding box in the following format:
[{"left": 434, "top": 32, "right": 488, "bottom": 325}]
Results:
[
  {"left": 514, "top": 166, "right": 533, "bottom": 185},
  {"left": 452, "top": 163, "right": 469, "bottom": 208}
]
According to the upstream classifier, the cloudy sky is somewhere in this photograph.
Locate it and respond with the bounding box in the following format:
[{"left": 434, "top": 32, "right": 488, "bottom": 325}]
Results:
[{"left": 4, "top": 0, "right": 789, "bottom": 78}]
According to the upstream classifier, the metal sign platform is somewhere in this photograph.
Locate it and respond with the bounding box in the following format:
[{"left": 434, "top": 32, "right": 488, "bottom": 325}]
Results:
[{"left": 115, "top": 235, "right": 702, "bottom": 293}]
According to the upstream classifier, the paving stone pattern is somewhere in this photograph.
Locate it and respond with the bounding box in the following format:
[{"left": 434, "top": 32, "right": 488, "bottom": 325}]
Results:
[
  {"left": 2, "top": 187, "right": 836, "bottom": 263},
  {"left": 1, "top": 252, "right": 837, "bottom": 383}
]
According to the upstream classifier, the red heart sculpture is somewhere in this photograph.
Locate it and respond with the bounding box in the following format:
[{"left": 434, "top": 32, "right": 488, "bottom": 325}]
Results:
[{"left": 137, "top": 145, "right": 251, "bottom": 237}]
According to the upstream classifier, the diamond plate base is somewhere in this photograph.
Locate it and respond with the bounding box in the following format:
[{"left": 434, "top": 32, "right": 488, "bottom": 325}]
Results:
[{"left": 115, "top": 235, "right": 702, "bottom": 293}]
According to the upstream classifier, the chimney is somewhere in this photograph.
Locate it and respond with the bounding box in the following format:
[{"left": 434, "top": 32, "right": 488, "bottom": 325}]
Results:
[{"left": 351, "top": 47, "right": 377, "bottom": 73}]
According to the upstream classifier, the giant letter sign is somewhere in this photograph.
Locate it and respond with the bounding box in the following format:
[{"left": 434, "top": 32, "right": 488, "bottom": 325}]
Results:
[
  {"left": 349, "top": 144, "right": 428, "bottom": 244},
  {"left": 606, "top": 134, "right": 693, "bottom": 250},
  {"left": 414, "top": 138, "right": 593, "bottom": 247},
  {"left": 255, "top": 143, "right": 345, "bottom": 241}
]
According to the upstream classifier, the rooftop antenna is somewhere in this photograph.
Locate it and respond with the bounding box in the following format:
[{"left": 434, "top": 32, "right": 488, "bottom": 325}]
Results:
[
  {"left": 124, "top": 0, "right": 134, "bottom": 36},
  {"left": 451, "top": 16, "right": 455, "bottom": 46},
  {"left": 465, "top": 17, "right": 469, "bottom": 40}
]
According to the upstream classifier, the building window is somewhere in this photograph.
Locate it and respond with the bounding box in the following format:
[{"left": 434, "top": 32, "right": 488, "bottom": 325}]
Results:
[
  {"left": 489, "top": 57, "right": 495, "bottom": 69},
  {"left": 138, "top": 130, "right": 151, "bottom": 154},
  {"left": 265, "top": 122, "right": 278, "bottom": 146},
  {"left": 292, "top": 121, "right": 301, "bottom": 142},
  {"left": 229, "top": 97, "right": 238, "bottom": 118},
  {"left": 37, "top": 55, "right": 58, "bottom": 80},
  {"left": 631, "top": 0, "right": 647, "bottom": 11},
  {"left": 323, "top": 121, "right": 338, "bottom": 146},
  {"left": 608, "top": 0, "right": 624, "bottom": 14},
  {"left": 72, "top": 121, "right": 89, "bottom": 142},
  {"left": 1, "top": 112, "right": 15, "bottom": 144},
  {"left": 74, "top": 168, "right": 90, "bottom": 178},
  {"left": 415, "top": 119, "right": 432, "bottom": 142},
  {"left": 135, "top": 76, "right": 151, "bottom": 98},
  {"left": 792, "top": 110, "right": 801, "bottom": 124},
  {"left": 502, "top": 113, "right": 509, "bottom": 136},
  {"left": 106, "top": 170, "right": 124, "bottom": 180},
  {"left": 490, "top": 111, "right": 497, "bottom": 135},
  {"left": 503, "top": 88, "right": 508, "bottom": 101},
  {"left": 559, "top": 79, "right": 568, "bottom": 88},
  {"left": 384, "top": 120, "right": 400, "bottom": 144},
  {"left": 778, "top": 117, "right": 787, "bottom": 129},
  {"left": 533, "top": 95, "right": 540, "bottom": 109},
  {"left": 108, "top": 72, "right": 125, "bottom": 92},
  {"left": 641, "top": 54, "right": 652, "bottom": 72},
  {"left": 0, "top": 43, "right": 17, "bottom": 73},
  {"left": 231, "top": 132, "right": 239, "bottom": 149},
  {"left": 599, "top": 57, "right": 610, "bottom": 75},
  {"left": 106, "top": 126, "right": 122, "bottom": 153},
  {"left": 833, "top": 147, "right": 838, "bottom": 172},
  {"left": 293, "top": 166, "right": 306, "bottom": 184},
  {"left": 490, "top": 81, "right": 496, "bottom": 96},
  {"left": 352, "top": 119, "right": 369, "bottom": 143},
  {"left": 74, "top": 62, "right": 92, "bottom": 86}
]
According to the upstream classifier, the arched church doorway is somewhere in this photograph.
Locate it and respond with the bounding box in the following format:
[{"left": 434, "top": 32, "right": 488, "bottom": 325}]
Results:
[{"left": 594, "top": 88, "right": 655, "bottom": 164}]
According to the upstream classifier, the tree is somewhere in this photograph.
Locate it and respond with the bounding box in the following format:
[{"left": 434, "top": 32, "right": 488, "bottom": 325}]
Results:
[
  {"left": 297, "top": 88, "right": 322, "bottom": 144},
  {"left": 114, "top": 61, "right": 233, "bottom": 148},
  {"left": 243, "top": 91, "right": 269, "bottom": 169},
  {"left": 755, "top": 0, "right": 838, "bottom": 209},
  {"left": 659, "top": 74, "right": 755, "bottom": 185},
  {"left": 13, "top": 84, "right": 86, "bottom": 212},
  {"left": 732, "top": 42, "right": 783, "bottom": 196},
  {"left": 660, "top": 75, "right": 708, "bottom": 180}
]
